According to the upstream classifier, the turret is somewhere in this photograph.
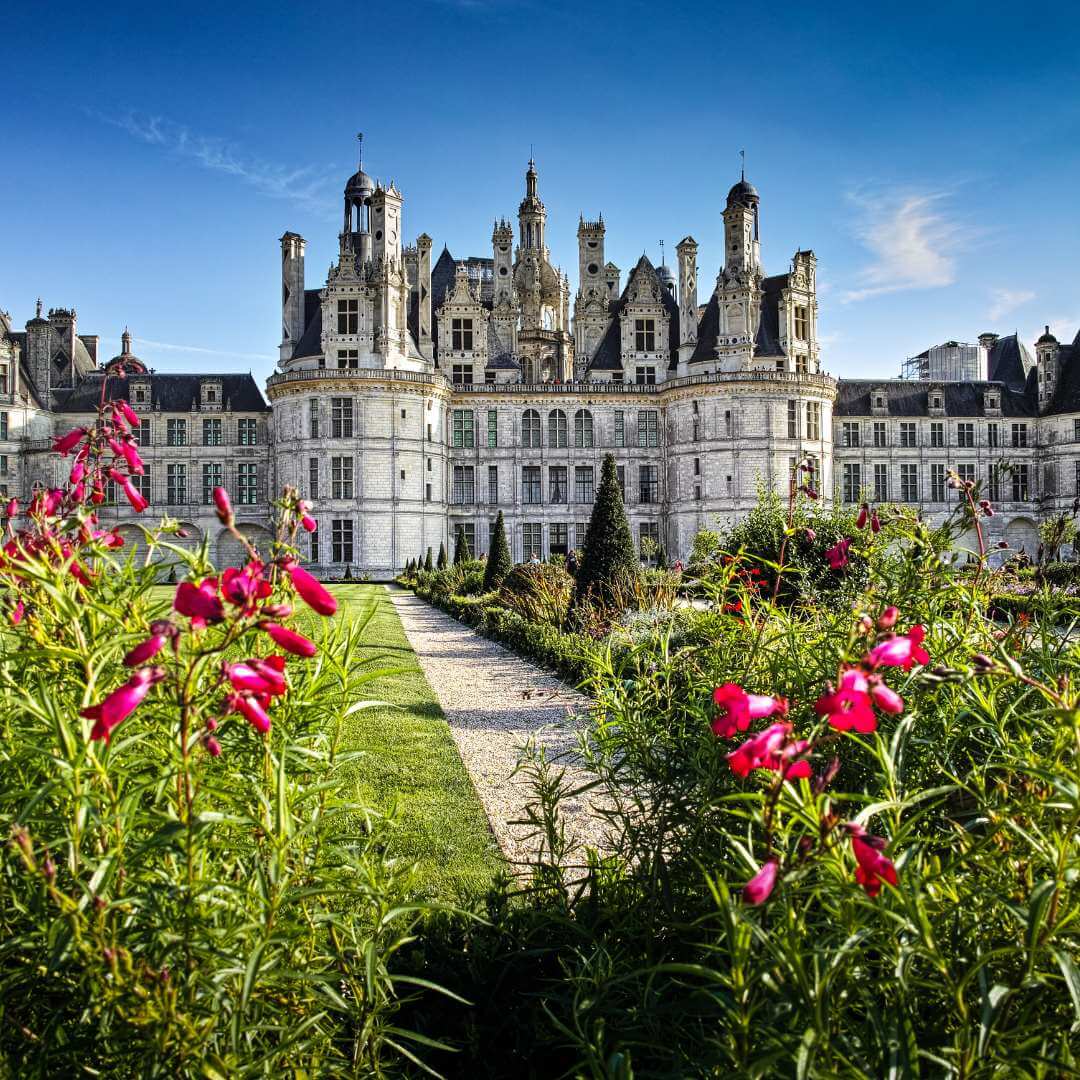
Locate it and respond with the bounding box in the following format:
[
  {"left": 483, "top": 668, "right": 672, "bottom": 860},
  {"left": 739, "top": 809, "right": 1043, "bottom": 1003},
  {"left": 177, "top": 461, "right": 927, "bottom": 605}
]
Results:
[
  {"left": 577, "top": 216, "right": 605, "bottom": 294},
  {"left": 492, "top": 219, "right": 514, "bottom": 303},
  {"left": 723, "top": 175, "right": 761, "bottom": 276},
  {"left": 518, "top": 159, "right": 547, "bottom": 255},
  {"left": 1036, "top": 325, "right": 1060, "bottom": 410},
  {"left": 280, "top": 232, "right": 306, "bottom": 362},
  {"left": 415, "top": 233, "right": 433, "bottom": 359},
  {"left": 342, "top": 136, "right": 374, "bottom": 263},
  {"left": 676, "top": 236, "right": 698, "bottom": 367}
]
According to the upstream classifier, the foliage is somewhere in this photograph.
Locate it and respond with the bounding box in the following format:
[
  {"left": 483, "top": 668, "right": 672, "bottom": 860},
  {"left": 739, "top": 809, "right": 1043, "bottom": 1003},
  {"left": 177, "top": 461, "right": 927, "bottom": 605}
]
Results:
[
  {"left": 483, "top": 510, "right": 512, "bottom": 592},
  {"left": 437, "top": 541, "right": 448, "bottom": 571},
  {"left": 1040, "top": 511, "right": 1078, "bottom": 563},
  {"left": 497, "top": 562, "right": 574, "bottom": 627},
  {"left": 453, "top": 524, "right": 472, "bottom": 566},
  {"left": 424, "top": 546, "right": 433, "bottom": 573},
  {"left": 574, "top": 453, "right": 638, "bottom": 610}
]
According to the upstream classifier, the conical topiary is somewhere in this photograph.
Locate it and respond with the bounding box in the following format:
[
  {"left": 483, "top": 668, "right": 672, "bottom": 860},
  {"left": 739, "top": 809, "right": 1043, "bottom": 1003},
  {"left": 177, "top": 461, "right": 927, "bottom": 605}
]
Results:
[
  {"left": 453, "top": 525, "right": 472, "bottom": 566},
  {"left": 424, "top": 547, "right": 433, "bottom": 573},
  {"left": 437, "top": 542, "right": 448, "bottom": 571},
  {"left": 575, "top": 452, "right": 638, "bottom": 608},
  {"left": 483, "top": 510, "right": 512, "bottom": 591}
]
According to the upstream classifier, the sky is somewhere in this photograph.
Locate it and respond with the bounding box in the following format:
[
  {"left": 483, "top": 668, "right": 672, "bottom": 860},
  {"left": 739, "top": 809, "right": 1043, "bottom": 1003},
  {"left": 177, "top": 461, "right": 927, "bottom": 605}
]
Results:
[{"left": 2, "top": 0, "right": 1078, "bottom": 386}]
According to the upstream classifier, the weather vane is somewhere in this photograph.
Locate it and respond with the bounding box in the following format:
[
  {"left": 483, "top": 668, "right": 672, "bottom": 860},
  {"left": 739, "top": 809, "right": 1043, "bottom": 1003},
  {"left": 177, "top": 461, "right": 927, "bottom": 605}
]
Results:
[
  {"left": 740, "top": 148, "right": 745, "bottom": 180},
  {"left": 357, "top": 132, "right": 364, "bottom": 169}
]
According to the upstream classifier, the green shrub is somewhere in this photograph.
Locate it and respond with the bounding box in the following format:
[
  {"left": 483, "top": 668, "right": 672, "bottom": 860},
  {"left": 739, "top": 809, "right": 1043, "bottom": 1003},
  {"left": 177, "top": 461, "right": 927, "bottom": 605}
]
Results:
[
  {"left": 497, "top": 562, "right": 574, "bottom": 627},
  {"left": 575, "top": 453, "right": 638, "bottom": 609},
  {"left": 453, "top": 524, "right": 472, "bottom": 565},
  {"left": 484, "top": 510, "right": 512, "bottom": 591}
]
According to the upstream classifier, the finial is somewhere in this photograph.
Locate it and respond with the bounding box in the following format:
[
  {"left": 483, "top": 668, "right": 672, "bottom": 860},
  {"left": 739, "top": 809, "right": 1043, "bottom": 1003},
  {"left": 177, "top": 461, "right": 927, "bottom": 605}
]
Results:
[
  {"left": 35, "top": 298, "right": 42, "bottom": 318},
  {"left": 740, "top": 148, "right": 745, "bottom": 180},
  {"left": 659, "top": 239, "right": 665, "bottom": 267},
  {"left": 1046, "top": 325, "right": 1051, "bottom": 336},
  {"left": 356, "top": 132, "right": 364, "bottom": 169}
]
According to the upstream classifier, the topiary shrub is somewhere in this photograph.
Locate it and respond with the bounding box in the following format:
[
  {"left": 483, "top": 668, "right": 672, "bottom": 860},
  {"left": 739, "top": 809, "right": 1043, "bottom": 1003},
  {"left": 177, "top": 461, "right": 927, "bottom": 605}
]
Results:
[
  {"left": 575, "top": 452, "right": 638, "bottom": 610},
  {"left": 453, "top": 525, "right": 472, "bottom": 566},
  {"left": 483, "top": 510, "right": 512, "bottom": 592},
  {"left": 437, "top": 542, "right": 448, "bottom": 571}
]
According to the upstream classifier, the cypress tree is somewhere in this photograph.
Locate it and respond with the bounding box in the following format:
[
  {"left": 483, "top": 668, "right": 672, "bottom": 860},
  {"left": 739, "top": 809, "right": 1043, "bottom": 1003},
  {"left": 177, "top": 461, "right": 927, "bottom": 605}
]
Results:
[
  {"left": 575, "top": 452, "right": 638, "bottom": 607},
  {"left": 424, "top": 547, "right": 433, "bottom": 573},
  {"left": 437, "top": 542, "right": 448, "bottom": 571},
  {"left": 453, "top": 524, "right": 471, "bottom": 565},
  {"left": 483, "top": 510, "right": 512, "bottom": 591}
]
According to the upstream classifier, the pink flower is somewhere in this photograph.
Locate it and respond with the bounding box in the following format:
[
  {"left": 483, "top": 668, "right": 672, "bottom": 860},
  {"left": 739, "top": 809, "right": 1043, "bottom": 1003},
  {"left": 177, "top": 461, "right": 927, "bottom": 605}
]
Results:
[
  {"left": 53, "top": 427, "right": 87, "bottom": 456},
  {"left": 864, "top": 625, "right": 929, "bottom": 671},
  {"left": 743, "top": 857, "right": 780, "bottom": 905},
  {"left": 221, "top": 562, "right": 270, "bottom": 612},
  {"left": 262, "top": 622, "right": 317, "bottom": 657},
  {"left": 301, "top": 514, "right": 317, "bottom": 533},
  {"left": 82, "top": 667, "right": 165, "bottom": 742},
  {"left": 118, "top": 400, "right": 141, "bottom": 428},
  {"left": 286, "top": 560, "right": 337, "bottom": 616},
  {"left": 173, "top": 580, "right": 225, "bottom": 627},
  {"left": 11, "top": 601, "right": 24, "bottom": 626},
  {"left": 213, "top": 487, "right": 233, "bottom": 524},
  {"left": 711, "top": 682, "right": 787, "bottom": 739},
  {"left": 205, "top": 735, "right": 222, "bottom": 757},
  {"left": 727, "top": 722, "right": 812, "bottom": 780},
  {"left": 848, "top": 824, "right": 899, "bottom": 898},
  {"left": 124, "top": 633, "right": 166, "bottom": 667},
  {"left": 825, "top": 538, "right": 852, "bottom": 570},
  {"left": 814, "top": 669, "right": 878, "bottom": 733},
  {"left": 877, "top": 606, "right": 899, "bottom": 630},
  {"left": 4, "top": 498, "right": 16, "bottom": 519},
  {"left": 805, "top": 528, "right": 817, "bottom": 542},
  {"left": 225, "top": 660, "right": 286, "bottom": 697},
  {"left": 120, "top": 440, "right": 144, "bottom": 476},
  {"left": 856, "top": 504, "right": 868, "bottom": 530},
  {"left": 869, "top": 678, "right": 904, "bottom": 715},
  {"left": 70, "top": 460, "right": 85, "bottom": 485},
  {"left": 870, "top": 512, "right": 881, "bottom": 534},
  {"left": 231, "top": 692, "right": 272, "bottom": 734},
  {"left": 108, "top": 469, "right": 147, "bottom": 513}
]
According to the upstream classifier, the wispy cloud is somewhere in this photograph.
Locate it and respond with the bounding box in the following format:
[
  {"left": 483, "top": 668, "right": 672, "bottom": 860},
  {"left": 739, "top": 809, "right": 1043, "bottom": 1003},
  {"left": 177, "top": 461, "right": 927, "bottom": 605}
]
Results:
[
  {"left": 988, "top": 287, "right": 1035, "bottom": 321},
  {"left": 1033, "top": 313, "right": 1080, "bottom": 345},
  {"left": 842, "top": 189, "right": 967, "bottom": 303},
  {"left": 90, "top": 109, "right": 339, "bottom": 217},
  {"left": 104, "top": 336, "right": 273, "bottom": 364}
]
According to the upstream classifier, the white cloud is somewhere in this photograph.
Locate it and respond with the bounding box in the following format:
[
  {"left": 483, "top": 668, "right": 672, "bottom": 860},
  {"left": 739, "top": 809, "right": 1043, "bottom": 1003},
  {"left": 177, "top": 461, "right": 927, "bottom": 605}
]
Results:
[
  {"left": 842, "top": 189, "right": 965, "bottom": 303},
  {"left": 105, "top": 336, "right": 272, "bottom": 364},
  {"left": 988, "top": 288, "right": 1035, "bottom": 321},
  {"left": 1033, "top": 313, "right": 1080, "bottom": 345},
  {"left": 91, "top": 110, "right": 339, "bottom": 217}
]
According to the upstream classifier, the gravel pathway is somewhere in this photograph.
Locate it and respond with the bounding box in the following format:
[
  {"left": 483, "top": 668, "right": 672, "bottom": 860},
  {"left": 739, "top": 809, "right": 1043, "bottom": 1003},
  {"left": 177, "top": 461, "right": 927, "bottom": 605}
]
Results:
[{"left": 387, "top": 587, "right": 609, "bottom": 868}]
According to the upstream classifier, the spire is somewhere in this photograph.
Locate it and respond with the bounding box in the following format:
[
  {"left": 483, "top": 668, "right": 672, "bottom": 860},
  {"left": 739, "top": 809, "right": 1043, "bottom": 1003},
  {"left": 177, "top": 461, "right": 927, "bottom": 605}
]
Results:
[
  {"left": 356, "top": 131, "right": 364, "bottom": 170},
  {"left": 35, "top": 298, "right": 42, "bottom": 319},
  {"left": 740, "top": 148, "right": 745, "bottom": 181},
  {"left": 122, "top": 327, "right": 132, "bottom": 355},
  {"left": 659, "top": 239, "right": 666, "bottom": 267}
]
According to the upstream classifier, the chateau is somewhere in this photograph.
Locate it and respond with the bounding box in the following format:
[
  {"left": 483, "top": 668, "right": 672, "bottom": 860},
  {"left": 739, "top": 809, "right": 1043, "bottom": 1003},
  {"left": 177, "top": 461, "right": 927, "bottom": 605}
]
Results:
[{"left": 1, "top": 154, "right": 1076, "bottom": 575}]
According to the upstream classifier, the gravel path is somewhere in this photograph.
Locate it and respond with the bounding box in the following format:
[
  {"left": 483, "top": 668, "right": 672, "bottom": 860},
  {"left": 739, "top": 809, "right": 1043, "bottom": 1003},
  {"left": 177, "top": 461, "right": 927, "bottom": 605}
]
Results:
[{"left": 387, "top": 587, "right": 609, "bottom": 868}]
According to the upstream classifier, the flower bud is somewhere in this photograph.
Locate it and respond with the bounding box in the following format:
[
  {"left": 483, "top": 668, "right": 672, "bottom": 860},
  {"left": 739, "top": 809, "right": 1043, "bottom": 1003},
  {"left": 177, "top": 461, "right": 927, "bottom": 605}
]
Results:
[
  {"left": 877, "top": 605, "right": 899, "bottom": 629},
  {"left": 205, "top": 736, "right": 222, "bottom": 758},
  {"left": 212, "top": 487, "right": 233, "bottom": 525},
  {"left": 856, "top": 504, "right": 869, "bottom": 529}
]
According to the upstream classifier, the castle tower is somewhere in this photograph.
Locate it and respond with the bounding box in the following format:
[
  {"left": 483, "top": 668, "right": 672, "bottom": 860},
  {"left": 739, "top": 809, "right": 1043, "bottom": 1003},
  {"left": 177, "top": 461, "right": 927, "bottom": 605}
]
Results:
[
  {"left": 415, "top": 233, "right": 433, "bottom": 359},
  {"left": 574, "top": 216, "right": 609, "bottom": 368},
  {"left": 723, "top": 174, "right": 761, "bottom": 277},
  {"left": 676, "top": 236, "right": 698, "bottom": 369},
  {"left": 369, "top": 182, "right": 407, "bottom": 358},
  {"left": 577, "top": 216, "right": 605, "bottom": 290},
  {"left": 518, "top": 159, "right": 547, "bottom": 256},
  {"left": 342, "top": 138, "right": 374, "bottom": 264},
  {"left": 1036, "top": 325, "right": 1060, "bottom": 410},
  {"left": 280, "top": 232, "right": 306, "bottom": 362}
]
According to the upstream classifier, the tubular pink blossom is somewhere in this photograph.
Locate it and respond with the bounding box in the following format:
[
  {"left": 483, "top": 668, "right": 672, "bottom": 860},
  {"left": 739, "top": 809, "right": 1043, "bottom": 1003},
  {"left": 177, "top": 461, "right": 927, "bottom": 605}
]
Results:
[
  {"left": 11, "top": 601, "right": 24, "bottom": 626},
  {"left": 877, "top": 606, "right": 899, "bottom": 630},
  {"left": 4, "top": 498, "right": 16, "bottom": 519},
  {"left": 213, "top": 487, "right": 233, "bottom": 524},
  {"left": 82, "top": 667, "right": 165, "bottom": 742},
  {"left": 869, "top": 679, "right": 904, "bottom": 715},
  {"left": 53, "top": 427, "right": 87, "bottom": 456},
  {"left": 287, "top": 560, "right": 337, "bottom": 616},
  {"left": 864, "top": 625, "right": 930, "bottom": 671},
  {"left": 825, "top": 538, "right": 852, "bottom": 570},
  {"left": 856, "top": 504, "right": 869, "bottom": 530},
  {"left": 710, "top": 682, "right": 787, "bottom": 739},
  {"left": 107, "top": 436, "right": 125, "bottom": 458},
  {"left": 815, "top": 668, "right": 877, "bottom": 733},
  {"left": 226, "top": 660, "right": 286, "bottom": 697},
  {"left": 120, "top": 440, "right": 144, "bottom": 476},
  {"left": 870, "top": 512, "right": 881, "bottom": 534},
  {"left": 118, "top": 400, "right": 141, "bottom": 428},
  {"left": 727, "top": 723, "right": 810, "bottom": 780},
  {"left": 301, "top": 514, "right": 317, "bottom": 533},
  {"left": 108, "top": 468, "right": 148, "bottom": 513},
  {"left": 849, "top": 826, "right": 899, "bottom": 897},
  {"left": 743, "top": 858, "right": 780, "bottom": 905},
  {"left": 262, "top": 622, "right": 317, "bottom": 657},
  {"left": 205, "top": 735, "right": 222, "bottom": 757},
  {"left": 234, "top": 693, "right": 271, "bottom": 734},
  {"left": 124, "top": 633, "right": 167, "bottom": 667},
  {"left": 804, "top": 527, "right": 817, "bottom": 542},
  {"left": 70, "top": 460, "right": 85, "bottom": 484},
  {"left": 173, "top": 580, "right": 225, "bottom": 625}
]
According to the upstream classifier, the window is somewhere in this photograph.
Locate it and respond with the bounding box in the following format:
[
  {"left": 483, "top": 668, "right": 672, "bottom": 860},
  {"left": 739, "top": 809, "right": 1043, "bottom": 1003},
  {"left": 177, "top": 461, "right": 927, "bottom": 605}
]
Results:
[
  {"left": 872, "top": 421, "right": 887, "bottom": 448},
  {"left": 332, "top": 519, "right": 354, "bottom": 563},
  {"left": 612, "top": 370, "right": 624, "bottom": 383},
  {"left": 787, "top": 400, "right": 800, "bottom": 439},
  {"left": 129, "top": 471, "right": 151, "bottom": 505},
  {"left": 133, "top": 419, "right": 151, "bottom": 447},
  {"left": 309, "top": 458, "right": 319, "bottom": 499},
  {"left": 309, "top": 399, "right": 319, "bottom": 438},
  {"left": 549, "top": 523, "right": 569, "bottom": 557},
  {"left": 237, "top": 418, "right": 257, "bottom": 446},
  {"left": 522, "top": 522, "right": 542, "bottom": 560},
  {"left": 458, "top": 522, "right": 477, "bottom": 556},
  {"left": 132, "top": 386, "right": 148, "bottom": 405},
  {"left": 575, "top": 466, "right": 595, "bottom": 504},
  {"left": 202, "top": 462, "right": 223, "bottom": 504},
  {"left": 548, "top": 409, "right": 568, "bottom": 448},
  {"left": 988, "top": 422, "right": 1000, "bottom": 449},
  {"left": 576, "top": 521, "right": 589, "bottom": 548},
  {"left": 451, "top": 318, "right": 474, "bottom": 351},
  {"left": 794, "top": 305, "right": 809, "bottom": 341},
  {"left": 796, "top": 353, "right": 809, "bottom": 374},
  {"left": 1012, "top": 423, "right": 1028, "bottom": 449},
  {"left": 167, "top": 463, "right": 186, "bottom": 504},
  {"left": 337, "top": 349, "right": 359, "bottom": 370},
  {"left": 901, "top": 463, "right": 919, "bottom": 502},
  {"left": 203, "top": 419, "right": 222, "bottom": 447},
  {"left": 805, "top": 455, "right": 820, "bottom": 492},
  {"left": 574, "top": 409, "right": 594, "bottom": 448},
  {"left": 639, "top": 522, "right": 661, "bottom": 562},
  {"left": 331, "top": 398, "right": 354, "bottom": 438},
  {"left": 452, "top": 465, "right": 474, "bottom": 504},
  {"left": 522, "top": 466, "right": 542, "bottom": 504},
  {"left": 634, "top": 318, "right": 656, "bottom": 351},
  {"left": 639, "top": 464, "right": 659, "bottom": 503},
  {"left": 956, "top": 462, "right": 975, "bottom": 497},
  {"left": 694, "top": 457, "right": 700, "bottom": 475},
  {"left": 337, "top": 298, "right": 359, "bottom": 334},
  {"left": 724, "top": 410, "right": 733, "bottom": 437},
  {"left": 842, "top": 422, "right": 860, "bottom": 448},
  {"left": 988, "top": 463, "right": 1002, "bottom": 502},
  {"left": 899, "top": 422, "right": 917, "bottom": 448},
  {"left": 930, "top": 463, "right": 946, "bottom": 502},
  {"left": 614, "top": 410, "right": 625, "bottom": 447},
  {"left": 957, "top": 422, "right": 974, "bottom": 449},
  {"left": 616, "top": 465, "right": 626, "bottom": 500},
  {"left": 806, "top": 401, "right": 821, "bottom": 440},
  {"left": 930, "top": 393, "right": 943, "bottom": 410},
  {"left": 331, "top": 456, "right": 354, "bottom": 499},
  {"left": 522, "top": 409, "right": 541, "bottom": 448},
  {"left": 549, "top": 466, "right": 567, "bottom": 503},
  {"left": 1012, "top": 464, "right": 1030, "bottom": 501},
  {"left": 452, "top": 364, "right": 473, "bottom": 385},
  {"left": 0, "top": 455, "right": 6, "bottom": 476},
  {"left": 0, "top": 365, "right": 7, "bottom": 394},
  {"left": 1074, "top": 419, "right": 1080, "bottom": 442},
  {"left": 487, "top": 409, "right": 498, "bottom": 448},
  {"left": 425, "top": 483, "right": 432, "bottom": 502},
  {"left": 635, "top": 366, "right": 656, "bottom": 385},
  {"left": 873, "top": 463, "right": 888, "bottom": 502},
  {"left": 842, "top": 463, "right": 861, "bottom": 503},
  {"left": 488, "top": 465, "right": 498, "bottom": 504},
  {"left": 1044, "top": 463, "right": 1058, "bottom": 497},
  {"left": 309, "top": 522, "right": 319, "bottom": 563},
  {"left": 451, "top": 409, "right": 475, "bottom": 448},
  {"left": 166, "top": 419, "right": 187, "bottom": 446},
  {"left": 638, "top": 409, "right": 660, "bottom": 448},
  {"left": 237, "top": 463, "right": 258, "bottom": 504}
]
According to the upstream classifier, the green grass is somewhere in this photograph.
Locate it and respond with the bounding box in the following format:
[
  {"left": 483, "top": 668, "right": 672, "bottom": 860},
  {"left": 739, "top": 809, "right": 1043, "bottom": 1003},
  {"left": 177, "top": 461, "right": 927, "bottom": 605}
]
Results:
[{"left": 309, "top": 584, "right": 503, "bottom": 900}]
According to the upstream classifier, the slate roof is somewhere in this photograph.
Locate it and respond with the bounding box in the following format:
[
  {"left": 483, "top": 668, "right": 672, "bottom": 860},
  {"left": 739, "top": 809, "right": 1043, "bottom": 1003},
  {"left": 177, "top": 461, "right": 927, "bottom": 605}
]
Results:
[
  {"left": 690, "top": 273, "right": 790, "bottom": 363},
  {"left": 53, "top": 373, "right": 269, "bottom": 413},
  {"left": 835, "top": 379, "right": 1037, "bottom": 418},
  {"left": 487, "top": 352, "right": 520, "bottom": 370},
  {"left": 290, "top": 289, "right": 323, "bottom": 360},
  {"left": 689, "top": 294, "right": 720, "bottom": 363},
  {"left": 1045, "top": 329, "right": 1080, "bottom": 416},
  {"left": 987, "top": 333, "right": 1034, "bottom": 392}
]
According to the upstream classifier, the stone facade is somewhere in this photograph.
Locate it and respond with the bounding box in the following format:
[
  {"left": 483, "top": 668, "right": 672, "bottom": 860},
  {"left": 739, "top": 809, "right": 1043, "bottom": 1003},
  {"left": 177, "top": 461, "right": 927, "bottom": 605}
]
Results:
[{"left": 1, "top": 154, "right": 1077, "bottom": 576}]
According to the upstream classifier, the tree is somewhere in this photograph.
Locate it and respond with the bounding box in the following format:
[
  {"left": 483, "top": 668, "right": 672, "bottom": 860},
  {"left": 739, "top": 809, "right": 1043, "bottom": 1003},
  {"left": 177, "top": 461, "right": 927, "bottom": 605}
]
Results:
[
  {"left": 575, "top": 452, "right": 638, "bottom": 608},
  {"left": 453, "top": 525, "right": 472, "bottom": 565},
  {"left": 437, "top": 542, "right": 448, "bottom": 571},
  {"left": 424, "top": 547, "right": 433, "bottom": 573},
  {"left": 484, "top": 511, "right": 512, "bottom": 591}
]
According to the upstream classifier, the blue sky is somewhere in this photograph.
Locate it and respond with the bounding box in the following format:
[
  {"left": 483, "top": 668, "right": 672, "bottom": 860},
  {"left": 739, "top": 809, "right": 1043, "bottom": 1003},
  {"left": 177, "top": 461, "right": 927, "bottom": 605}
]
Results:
[{"left": 3, "top": 0, "right": 1078, "bottom": 384}]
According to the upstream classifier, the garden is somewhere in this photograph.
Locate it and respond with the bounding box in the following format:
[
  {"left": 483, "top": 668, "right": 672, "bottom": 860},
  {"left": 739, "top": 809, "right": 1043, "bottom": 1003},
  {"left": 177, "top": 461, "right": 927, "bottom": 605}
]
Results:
[{"left": 3, "top": 394, "right": 1080, "bottom": 1077}]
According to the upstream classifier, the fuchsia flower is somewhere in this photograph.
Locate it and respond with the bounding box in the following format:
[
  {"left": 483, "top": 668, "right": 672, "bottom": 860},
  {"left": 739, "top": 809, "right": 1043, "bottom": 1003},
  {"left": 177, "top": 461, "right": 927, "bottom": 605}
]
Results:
[
  {"left": 870, "top": 511, "right": 881, "bottom": 534},
  {"left": 108, "top": 468, "right": 147, "bottom": 513},
  {"left": 711, "top": 682, "right": 787, "bottom": 738},
  {"left": 229, "top": 692, "right": 272, "bottom": 734},
  {"left": 205, "top": 736, "right": 222, "bottom": 758},
  {"left": 221, "top": 562, "right": 271, "bottom": 613},
  {"left": 727, "top": 722, "right": 811, "bottom": 780},
  {"left": 848, "top": 824, "right": 899, "bottom": 897},
  {"left": 814, "top": 669, "right": 878, "bottom": 733},
  {"left": 262, "top": 622, "right": 317, "bottom": 657},
  {"left": 856, "top": 504, "right": 868, "bottom": 530},
  {"left": 743, "top": 857, "right": 780, "bottom": 905},
  {"left": 825, "top": 538, "right": 851, "bottom": 570},
  {"left": 877, "top": 606, "right": 899, "bottom": 630},
  {"left": 70, "top": 460, "right": 85, "bottom": 485},
  {"left": 124, "top": 632, "right": 167, "bottom": 667},
  {"left": 11, "top": 601, "right": 24, "bottom": 626},
  {"left": 117, "top": 400, "right": 140, "bottom": 428},
  {"left": 213, "top": 486, "right": 233, "bottom": 524},
  {"left": 173, "top": 579, "right": 225, "bottom": 627},
  {"left": 286, "top": 560, "right": 337, "bottom": 616},
  {"left": 301, "top": 514, "right": 317, "bottom": 533},
  {"left": 805, "top": 528, "right": 817, "bottom": 542},
  {"left": 4, "top": 497, "right": 17, "bottom": 519},
  {"left": 225, "top": 657, "right": 287, "bottom": 697},
  {"left": 119, "top": 440, "right": 144, "bottom": 476},
  {"left": 53, "top": 427, "right": 87, "bottom": 456},
  {"left": 864, "top": 625, "right": 929, "bottom": 671},
  {"left": 82, "top": 666, "right": 166, "bottom": 742}
]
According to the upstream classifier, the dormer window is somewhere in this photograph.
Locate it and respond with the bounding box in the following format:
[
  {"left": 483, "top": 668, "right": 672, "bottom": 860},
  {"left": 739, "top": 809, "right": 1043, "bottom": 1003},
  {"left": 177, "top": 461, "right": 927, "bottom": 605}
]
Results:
[
  {"left": 874, "top": 395, "right": 885, "bottom": 409},
  {"left": 634, "top": 319, "right": 656, "bottom": 352},
  {"left": 206, "top": 387, "right": 216, "bottom": 403},
  {"left": 451, "top": 318, "right": 474, "bottom": 351},
  {"left": 931, "top": 393, "right": 943, "bottom": 410},
  {"left": 131, "top": 381, "right": 150, "bottom": 406}
]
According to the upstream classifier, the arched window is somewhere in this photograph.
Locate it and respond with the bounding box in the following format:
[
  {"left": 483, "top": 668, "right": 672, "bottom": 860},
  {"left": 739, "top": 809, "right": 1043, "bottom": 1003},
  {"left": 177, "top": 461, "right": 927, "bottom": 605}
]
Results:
[
  {"left": 574, "top": 409, "right": 594, "bottom": 448},
  {"left": 548, "top": 409, "right": 568, "bottom": 448},
  {"left": 522, "top": 409, "right": 541, "bottom": 448}
]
